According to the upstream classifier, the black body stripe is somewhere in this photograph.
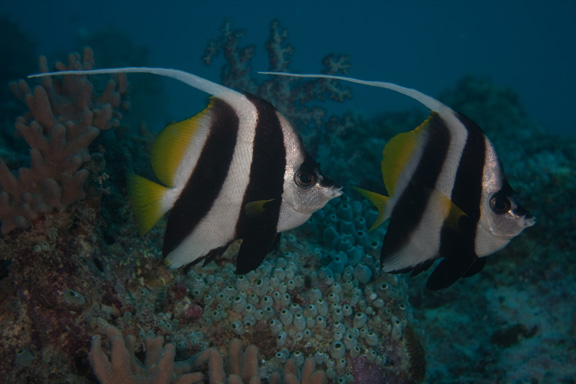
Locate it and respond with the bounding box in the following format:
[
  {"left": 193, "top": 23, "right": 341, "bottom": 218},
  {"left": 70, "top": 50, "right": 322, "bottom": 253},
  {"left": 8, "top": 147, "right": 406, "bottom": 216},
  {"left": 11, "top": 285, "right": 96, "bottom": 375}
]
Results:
[
  {"left": 235, "top": 94, "right": 286, "bottom": 274},
  {"left": 381, "top": 113, "right": 451, "bottom": 267},
  {"left": 162, "top": 99, "right": 239, "bottom": 257},
  {"left": 442, "top": 117, "right": 485, "bottom": 257},
  {"left": 447, "top": 113, "right": 486, "bottom": 225},
  {"left": 427, "top": 113, "right": 488, "bottom": 289}
]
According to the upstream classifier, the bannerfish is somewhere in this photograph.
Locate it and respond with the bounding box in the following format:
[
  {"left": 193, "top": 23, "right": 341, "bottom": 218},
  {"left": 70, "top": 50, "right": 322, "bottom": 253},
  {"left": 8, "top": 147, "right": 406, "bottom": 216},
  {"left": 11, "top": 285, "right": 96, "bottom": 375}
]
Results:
[
  {"left": 261, "top": 72, "right": 535, "bottom": 289},
  {"left": 30, "top": 68, "right": 342, "bottom": 274}
]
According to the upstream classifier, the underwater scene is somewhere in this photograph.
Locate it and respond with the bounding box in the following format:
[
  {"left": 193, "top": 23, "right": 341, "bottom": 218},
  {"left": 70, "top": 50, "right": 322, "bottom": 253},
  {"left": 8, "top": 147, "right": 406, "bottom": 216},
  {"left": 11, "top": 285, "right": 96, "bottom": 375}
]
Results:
[{"left": 0, "top": 2, "right": 575, "bottom": 383}]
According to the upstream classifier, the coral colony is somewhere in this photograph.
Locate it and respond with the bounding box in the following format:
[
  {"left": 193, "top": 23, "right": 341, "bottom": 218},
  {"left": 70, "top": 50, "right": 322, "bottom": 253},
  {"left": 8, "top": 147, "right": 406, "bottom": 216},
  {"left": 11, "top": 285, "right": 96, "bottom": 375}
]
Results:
[
  {"left": 1, "top": 19, "right": 575, "bottom": 384},
  {"left": 0, "top": 50, "right": 129, "bottom": 235}
]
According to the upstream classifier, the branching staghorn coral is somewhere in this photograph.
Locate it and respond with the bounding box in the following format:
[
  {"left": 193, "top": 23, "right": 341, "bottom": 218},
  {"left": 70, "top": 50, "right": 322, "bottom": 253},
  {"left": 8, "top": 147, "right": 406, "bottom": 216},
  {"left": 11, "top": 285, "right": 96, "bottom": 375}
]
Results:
[
  {"left": 0, "top": 47, "right": 129, "bottom": 234},
  {"left": 90, "top": 326, "right": 326, "bottom": 384}
]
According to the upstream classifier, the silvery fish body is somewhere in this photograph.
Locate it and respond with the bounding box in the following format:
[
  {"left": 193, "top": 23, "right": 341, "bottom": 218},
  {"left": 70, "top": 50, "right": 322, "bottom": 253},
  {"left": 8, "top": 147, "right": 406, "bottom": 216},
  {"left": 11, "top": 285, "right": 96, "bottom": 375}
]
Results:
[
  {"left": 30, "top": 68, "right": 342, "bottom": 273},
  {"left": 261, "top": 72, "right": 535, "bottom": 289}
]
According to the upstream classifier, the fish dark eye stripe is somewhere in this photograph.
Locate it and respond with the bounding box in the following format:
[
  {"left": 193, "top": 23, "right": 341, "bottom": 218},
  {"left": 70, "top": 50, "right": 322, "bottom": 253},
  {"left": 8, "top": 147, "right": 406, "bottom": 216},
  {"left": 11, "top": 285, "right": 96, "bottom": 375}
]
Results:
[
  {"left": 381, "top": 114, "right": 451, "bottom": 260},
  {"left": 235, "top": 95, "right": 287, "bottom": 270},
  {"left": 162, "top": 99, "right": 239, "bottom": 257}
]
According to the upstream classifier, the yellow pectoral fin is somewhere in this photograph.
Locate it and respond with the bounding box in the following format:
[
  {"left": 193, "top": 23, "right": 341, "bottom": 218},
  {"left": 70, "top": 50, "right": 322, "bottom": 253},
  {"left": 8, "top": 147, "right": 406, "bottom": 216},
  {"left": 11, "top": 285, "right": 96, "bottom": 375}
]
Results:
[
  {"left": 354, "top": 187, "right": 389, "bottom": 231},
  {"left": 428, "top": 188, "right": 468, "bottom": 231},
  {"left": 245, "top": 199, "right": 276, "bottom": 218},
  {"left": 127, "top": 174, "right": 170, "bottom": 235}
]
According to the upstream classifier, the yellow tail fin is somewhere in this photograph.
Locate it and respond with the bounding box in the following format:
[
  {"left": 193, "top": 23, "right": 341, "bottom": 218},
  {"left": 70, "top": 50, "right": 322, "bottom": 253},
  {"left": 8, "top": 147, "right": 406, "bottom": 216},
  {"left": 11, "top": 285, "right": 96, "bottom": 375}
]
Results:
[
  {"left": 127, "top": 174, "right": 170, "bottom": 235},
  {"left": 354, "top": 187, "right": 389, "bottom": 231}
]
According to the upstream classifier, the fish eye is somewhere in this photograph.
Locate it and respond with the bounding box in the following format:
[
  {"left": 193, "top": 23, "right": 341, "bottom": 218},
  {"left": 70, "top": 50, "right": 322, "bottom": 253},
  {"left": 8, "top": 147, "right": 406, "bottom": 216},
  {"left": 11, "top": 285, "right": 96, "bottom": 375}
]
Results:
[
  {"left": 295, "top": 170, "right": 316, "bottom": 189},
  {"left": 490, "top": 195, "right": 511, "bottom": 214}
]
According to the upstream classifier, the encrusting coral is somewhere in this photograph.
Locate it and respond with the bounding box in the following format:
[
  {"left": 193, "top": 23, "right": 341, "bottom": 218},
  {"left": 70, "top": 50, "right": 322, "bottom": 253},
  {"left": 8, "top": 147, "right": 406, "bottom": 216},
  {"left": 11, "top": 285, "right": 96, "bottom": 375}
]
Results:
[
  {"left": 0, "top": 47, "right": 129, "bottom": 234},
  {"left": 90, "top": 326, "right": 326, "bottom": 384}
]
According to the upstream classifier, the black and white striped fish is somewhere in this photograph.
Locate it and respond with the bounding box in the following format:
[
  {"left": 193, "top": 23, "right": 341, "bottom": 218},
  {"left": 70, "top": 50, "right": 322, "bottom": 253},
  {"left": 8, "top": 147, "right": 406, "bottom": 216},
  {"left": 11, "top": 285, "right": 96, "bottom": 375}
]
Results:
[
  {"left": 30, "top": 68, "right": 342, "bottom": 274},
  {"left": 262, "top": 72, "right": 535, "bottom": 289}
]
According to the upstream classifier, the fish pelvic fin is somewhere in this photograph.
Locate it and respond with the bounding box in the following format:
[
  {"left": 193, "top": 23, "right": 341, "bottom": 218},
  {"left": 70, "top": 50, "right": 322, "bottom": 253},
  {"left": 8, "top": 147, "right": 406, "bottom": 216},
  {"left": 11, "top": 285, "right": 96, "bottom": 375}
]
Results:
[
  {"left": 354, "top": 187, "right": 389, "bottom": 231},
  {"left": 427, "top": 188, "right": 468, "bottom": 231},
  {"left": 244, "top": 198, "right": 277, "bottom": 218},
  {"left": 128, "top": 174, "right": 171, "bottom": 235}
]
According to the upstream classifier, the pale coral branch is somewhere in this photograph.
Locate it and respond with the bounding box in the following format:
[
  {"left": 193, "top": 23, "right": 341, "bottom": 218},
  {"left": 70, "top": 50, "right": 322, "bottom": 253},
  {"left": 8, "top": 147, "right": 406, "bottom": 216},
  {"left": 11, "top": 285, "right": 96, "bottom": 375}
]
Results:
[
  {"left": 89, "top": 327, "right": 326, "bottom": 384},
  {"left": 89, "top": 326, "right": 204, "bottom": 384},
  {"left": 0, "top": 47, "right": 128, "bottom": 234}
]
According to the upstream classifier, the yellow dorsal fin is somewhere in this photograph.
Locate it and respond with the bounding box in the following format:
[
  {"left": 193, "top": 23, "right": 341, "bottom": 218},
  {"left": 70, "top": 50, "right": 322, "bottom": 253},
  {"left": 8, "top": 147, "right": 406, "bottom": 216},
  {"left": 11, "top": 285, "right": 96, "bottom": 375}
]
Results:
[
  {"left": 151, "top": 99, "right": 214, "bottom": 187},
  {"left": 127, "top": 174, "right": 170, "bottom": 235},
  {"left": 354, "top": 187, "right": 389, "bottom": 231},
  {"left": 245, "top": 199, "right": 276, "bottom": 218},
  {"left": 381, "top": 113, "right": 435, "bottom": 194},
  {"left": 427, "top": 188, "right": 468, "bottom": 231}
]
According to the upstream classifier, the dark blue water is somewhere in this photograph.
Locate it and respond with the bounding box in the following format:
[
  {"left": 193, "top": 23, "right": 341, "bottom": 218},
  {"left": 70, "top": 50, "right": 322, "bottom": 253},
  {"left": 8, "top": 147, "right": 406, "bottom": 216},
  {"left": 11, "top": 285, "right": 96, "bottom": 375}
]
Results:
[{"left": 2, "top": 0, "right": 575, "bottom": 135}]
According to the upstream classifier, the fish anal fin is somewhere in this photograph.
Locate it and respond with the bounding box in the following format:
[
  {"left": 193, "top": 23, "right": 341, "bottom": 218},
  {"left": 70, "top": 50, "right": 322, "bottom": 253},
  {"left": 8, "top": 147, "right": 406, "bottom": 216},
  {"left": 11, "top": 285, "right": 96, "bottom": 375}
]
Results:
[
  {"left": 354, "top": 187, "right": 389, "bottom": 230},
  {"left": 462, "top": 257, "right": 486, "bottom": 278},
  {"left": 426, "top": 254, "right": 477, "bottom": 290},
  {"left": 381, "top": 114, "right": 433, "bottom": 193},
  {"left": 151, "top": 100, "right": 214, "bottom": 187},
  {"left": 128, "top": 174, "right": 170, "bottom": 235},
  {"left": 244, "top": 198, "right": 276, "bottom": 218},
  {"left": 201, "top": 245, "right": 231, "bottom": 267},
  {"left": 235, "top": 232, "right": 279, "bottom": 274},
  {"left": 409, "top": 258, "right": 436, "bottom": 277}
]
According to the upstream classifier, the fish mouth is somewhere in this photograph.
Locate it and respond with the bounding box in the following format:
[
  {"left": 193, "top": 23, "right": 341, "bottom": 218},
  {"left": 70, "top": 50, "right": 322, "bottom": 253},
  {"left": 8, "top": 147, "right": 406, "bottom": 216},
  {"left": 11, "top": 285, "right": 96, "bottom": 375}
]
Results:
[
  {"left": 319, "top": 175, "right": 343, "bottom": 197},
  {"left": 329, "top": 183, "right": 344, "bottom": 198},
  {"left": 523, "top": 216, "right": 536, "bottom": 228},
  {"left": 513, "top": 206, "right": 535, "bottom": 228}
]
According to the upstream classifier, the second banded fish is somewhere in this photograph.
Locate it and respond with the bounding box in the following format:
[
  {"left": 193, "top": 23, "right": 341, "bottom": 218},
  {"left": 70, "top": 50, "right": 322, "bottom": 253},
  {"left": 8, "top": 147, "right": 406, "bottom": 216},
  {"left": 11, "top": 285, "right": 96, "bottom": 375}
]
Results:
[
  {"left": 261, "top": 72, "right": 535, "bottom": 289},
  {"left": 30, "top": 68, "right": 342, "bottom": 274}
]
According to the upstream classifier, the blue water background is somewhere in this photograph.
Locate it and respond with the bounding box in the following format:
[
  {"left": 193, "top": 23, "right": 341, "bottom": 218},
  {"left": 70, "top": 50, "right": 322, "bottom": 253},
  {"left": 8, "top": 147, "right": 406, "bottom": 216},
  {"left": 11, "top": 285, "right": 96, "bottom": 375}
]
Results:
[{"left": 2, "top": 0, "right": 575, "bottom": 135}]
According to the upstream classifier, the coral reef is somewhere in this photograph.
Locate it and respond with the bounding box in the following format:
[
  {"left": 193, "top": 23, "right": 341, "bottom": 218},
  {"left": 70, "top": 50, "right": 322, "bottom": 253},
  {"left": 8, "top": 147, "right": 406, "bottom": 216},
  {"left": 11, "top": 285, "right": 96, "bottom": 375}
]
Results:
[
  {"left": 403, "top": 76, "right": 576, "bottom": 383},
  {"left": 0, "top": 47, "right": 129, "bottom": 234},
  {"left": 155, "top": 195, "right": 424, "bottom": 384},
  {"left": 2, "top": 19, "right": 574, "bottom": 384},
  {"left": 203, "top": 20, "right": 355, "bottom": 158},
  {"left": 0, "top": 26, "right": 424, "bottom": 384},
  {"left": 75, "top": 26, "right": 166, "bottom": 129},
  {"left": 89, "top": 325, "right": 327, "bottom": 384},
  {"left": 0, "top": 189, "right": 424, "bottom": 383},
  {"left": 89, "top": 326, "right": 205, "bottom": 384}
]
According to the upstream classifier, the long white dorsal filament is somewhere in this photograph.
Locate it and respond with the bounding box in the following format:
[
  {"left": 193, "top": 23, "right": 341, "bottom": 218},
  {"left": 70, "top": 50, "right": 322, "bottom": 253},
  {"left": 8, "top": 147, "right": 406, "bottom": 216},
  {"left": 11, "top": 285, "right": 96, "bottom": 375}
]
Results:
[
  {"left": 258, "top": 71, "right": 447, "bottom": 113},
  {"left": 29, "top": 67, "right": 242, "bottom": 100}
]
